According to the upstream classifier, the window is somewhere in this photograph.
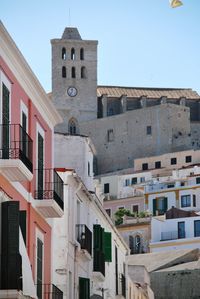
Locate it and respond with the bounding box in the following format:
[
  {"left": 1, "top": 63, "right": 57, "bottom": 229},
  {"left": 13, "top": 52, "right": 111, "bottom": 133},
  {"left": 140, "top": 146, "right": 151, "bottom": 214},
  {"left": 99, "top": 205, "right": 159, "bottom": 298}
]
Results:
[
  {"left": 194, "top": 220, "right": 200, "bottom": 237},
  {"left": 105, "top": 208, "right": 111, "bottom": 217},
  {"left": 193, "top": 194, "right": 196, "bottom": 207},
  {"left": 62, "top": 47, "right": 66, "bottom": 60},
  {"left": 80, "top": 48, "right": 84, "bottom": 60},
  {"left": 2, "top": 83, "right": 10, "bottom": 159},
  {"left": 131, "top": 177, "right": 137, "bottom": 185},
  {"left": 142, "top": 163, "right": 148, "bottom": 171},
  {"left": 153, "top": 197, "right": 168, "bottom": 216},
  {"left": 129, "top": 235, "right": 142, "bottom": 254},
  {"left": 71, "top": 48, "right": 75, "bottom": 60},
  {"left": 196, "top": 177, "right": 200, "bottom": 184},
  {"left": 140, "top": 177, "right": 145, "bottom": 183},
  {"left": 181, "top": 195, "right": 191, "bottom": 207},
  {"left": 155, "top": 161, "right": 161, "bottom": 169},
  {"left": 171, "top": 157, "right": 177, "bottom": 165},
  {"left": 36, "top": 238, "right": 43, "bottom": 299},
  {"left": 132, "top": 205, "right": 139, "bottom": 215},
  {"left": 178, "top": 222, "right": 185, "bottom": 239},
  {"left": 125, "top": 179, "right": 130, "bottom": 186},
  {"left": 185, "top": 155, "right": 192, "bottom": 163},
  {"left": 71, "top": 67, "right": 76, "bottom": 78},
  {"left": 81, "top": 66, "right": 87, "bottom": 78},
  {"left": 118, "top": 206, "right": 124, "bottom": 210},
  {"left": 104, "top": 183, "right": 110, "bottom": 194},
  {"left": 115, "top": 246, "right": 118, "bottom": 295},
  {"left": 62, "top": 66, "right": 66, "bottom": 78},
  {"left": 68, "top": 118, "right": 78, "bottom": 135},
  {"left": 37, "top": 132, "right": 44, "bottom": 199},
  {"left": 79, "top": 277, "right": 90, "bottom": 299},
  {"left": 107, "top": 129, "right": 114, "bottom": 142},
  {"left": 146, "top": 126, "right": 152, "bottom": 135},
  {"left": 88, "top": 162, "right": 90, "bottom": 176}
]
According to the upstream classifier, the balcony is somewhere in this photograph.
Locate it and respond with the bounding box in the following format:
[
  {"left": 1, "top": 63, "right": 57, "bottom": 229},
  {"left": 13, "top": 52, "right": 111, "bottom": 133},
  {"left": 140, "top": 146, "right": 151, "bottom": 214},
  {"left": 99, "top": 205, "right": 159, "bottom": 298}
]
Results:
[
  {"left": 34, "top": 169, "right": 64, "bottom": 218},
  {"left": 121, "top": 273, "right": 126, "bottom": 298},
  {"left": 76, "top": 224, "right": 92, "bottom": 259},
  {"left": 161, "top": 230, "right": 185, "bottom": 241},
  {"left": 36, "top": 284, "right": 63, "bottom": 299},
  {"left": 92, "top": 250, "right": 105, "bottom": 282},
  {"left": 0, "top": 124, "right": 33, "bottom": 181}
]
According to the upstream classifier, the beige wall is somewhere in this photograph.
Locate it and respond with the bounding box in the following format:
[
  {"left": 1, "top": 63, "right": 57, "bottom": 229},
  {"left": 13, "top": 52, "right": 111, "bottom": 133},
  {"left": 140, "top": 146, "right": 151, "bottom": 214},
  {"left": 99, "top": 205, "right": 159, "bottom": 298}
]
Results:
[{"left": 81, "top": 103, "right": 191, "bottom": 174}]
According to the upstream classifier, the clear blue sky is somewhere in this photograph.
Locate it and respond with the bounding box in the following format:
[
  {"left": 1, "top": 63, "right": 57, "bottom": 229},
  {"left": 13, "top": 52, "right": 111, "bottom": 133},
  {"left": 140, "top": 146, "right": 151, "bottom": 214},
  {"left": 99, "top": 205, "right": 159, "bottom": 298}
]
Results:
[{"left": 1, "top": 0, "right": 200, "bottom": 93}]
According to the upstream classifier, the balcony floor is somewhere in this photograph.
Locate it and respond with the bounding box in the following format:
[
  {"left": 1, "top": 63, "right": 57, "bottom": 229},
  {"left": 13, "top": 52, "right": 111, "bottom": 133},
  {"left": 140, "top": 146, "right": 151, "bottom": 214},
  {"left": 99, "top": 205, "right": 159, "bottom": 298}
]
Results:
[
  {"left": 0, "top": 159, "right": 33, "bottom": 181},
  {"left": 34, "top": 199, "right": 64, "bottom": 218}
]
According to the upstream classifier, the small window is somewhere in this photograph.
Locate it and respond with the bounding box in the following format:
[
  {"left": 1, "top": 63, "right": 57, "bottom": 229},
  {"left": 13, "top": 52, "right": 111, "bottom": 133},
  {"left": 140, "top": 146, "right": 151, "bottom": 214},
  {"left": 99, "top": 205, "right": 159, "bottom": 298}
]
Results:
[
  {"left": 142, "top": 163, "right": 148, "bottom": 171},
  {"left": 146, "top": 126, "right": 152, "bottom": 135},
  {"left": 171, "top": 157, "right": 177, "bottom": 165},
  {"left": 71, "top": 48, "right": 75, "bottom": 60},
  {"left": 105, "top": 208, "right": 111, "bottom": 217},
  {"left": 81, "top": 66, "right": 87, "bottom": 79},
  {"left": 107, "top": 129, "right": 114, "bottom": 142},
  {"left": 194, "top": 220, "right": 200, "bottom": 237},
  {"left": 62, "top": 66, "right": 66, "bottom": 78},
  {"left": 193, "top": 194, "right": 196, "bottom": 207},
  {"left": 69, "top": 119, "right": 78, "bottom": 135},
  {"left": 125, "top": 179, "right": 130, "bottom": 186},
  {"left": 140, "top": 177, "right": 145, "bottom": 183},
  {"left": 80, "top": 48, "right": 84, "bottom": 60},
  {"left": 88, "top": 162, "right": 90, "bottom": 176},
  {"left": 167, "top": 184, "right": 174, "bottom": 188},
  {"left": 71, "top": 67, "right": 76, "bottom": 78},
  {"left": 185, "top": 155, "right": 192, "bottom": 163},
  {"left": 181, "top": 195, "right": 191, "bottom": 207},
  {"left": 131, "top": 177, "right": 137, "bottom": 185},
  {"left": 118, "top": 206, "right": 124, "bottom": 210},
  {"left": 196, "top": 177, "right": 200, "bottom": 184},
  {"left": 155, "top": 161, "right": 161, "bottom": 169},
  {"left": 104, "top": 183, "right": 110, "bottom": 194},
  {"left": 62, "top": 47, "right": 66, "bottom": 60},
  {"left": 132, "top": 205, "right": 139, "bottom": 214}
]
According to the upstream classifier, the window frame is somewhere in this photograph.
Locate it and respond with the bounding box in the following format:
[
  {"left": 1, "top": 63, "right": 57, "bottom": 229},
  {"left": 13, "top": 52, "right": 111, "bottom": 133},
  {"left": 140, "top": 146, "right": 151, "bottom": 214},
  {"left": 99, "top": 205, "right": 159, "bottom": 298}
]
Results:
[{"left": 181, "top": 194, "right": 191, "bottom": 208}]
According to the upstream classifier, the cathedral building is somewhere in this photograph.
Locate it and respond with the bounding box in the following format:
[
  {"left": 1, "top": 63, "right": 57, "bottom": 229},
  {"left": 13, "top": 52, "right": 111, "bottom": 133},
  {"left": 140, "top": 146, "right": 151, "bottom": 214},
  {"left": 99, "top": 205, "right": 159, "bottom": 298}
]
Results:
[{"left": 50, "top": 27, "right": 200, "bottom": 175}]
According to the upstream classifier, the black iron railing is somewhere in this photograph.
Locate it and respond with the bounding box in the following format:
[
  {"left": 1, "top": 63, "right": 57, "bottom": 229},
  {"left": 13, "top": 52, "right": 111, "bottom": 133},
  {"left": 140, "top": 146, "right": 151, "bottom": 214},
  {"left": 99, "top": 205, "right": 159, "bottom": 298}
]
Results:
[
  {"left": 121, "top": 274, "right": 126, "bottom": 298},
  {"left": 76, "top": 224, "right": 92, "bottom": 255},
  {"left": 36, "top": 284, "right": 63, "bottom": 299},
  {"left": 34, "top": 169, "right": 64, "bottom": 210},
  {"left": 93, "top": 250, "right": 105, "bottom": 276},
  {"left": 0, "top": 124, "right": 33, "bottom": 172}
]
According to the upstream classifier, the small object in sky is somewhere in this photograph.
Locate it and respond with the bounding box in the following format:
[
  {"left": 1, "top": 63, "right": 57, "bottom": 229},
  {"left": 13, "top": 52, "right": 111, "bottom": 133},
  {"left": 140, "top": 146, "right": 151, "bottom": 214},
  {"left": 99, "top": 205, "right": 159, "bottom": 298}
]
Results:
[{"left": 170, "top": 0, "right": 183, "bottom": 8}]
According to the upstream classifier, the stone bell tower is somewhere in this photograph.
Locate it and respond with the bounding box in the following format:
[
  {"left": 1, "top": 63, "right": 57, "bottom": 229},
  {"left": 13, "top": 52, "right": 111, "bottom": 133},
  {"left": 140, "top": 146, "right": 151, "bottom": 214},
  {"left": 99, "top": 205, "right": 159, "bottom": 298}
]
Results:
[{"left": 51, "top": 27, "right": 98, "bottom": 134}]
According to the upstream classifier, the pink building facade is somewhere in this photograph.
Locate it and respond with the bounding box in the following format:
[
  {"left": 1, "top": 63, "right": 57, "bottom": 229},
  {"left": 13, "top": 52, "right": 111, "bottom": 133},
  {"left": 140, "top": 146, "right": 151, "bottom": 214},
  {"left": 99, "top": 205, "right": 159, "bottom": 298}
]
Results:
[{"left": 0, "top": 21, "right": 63, "bottom": 298}]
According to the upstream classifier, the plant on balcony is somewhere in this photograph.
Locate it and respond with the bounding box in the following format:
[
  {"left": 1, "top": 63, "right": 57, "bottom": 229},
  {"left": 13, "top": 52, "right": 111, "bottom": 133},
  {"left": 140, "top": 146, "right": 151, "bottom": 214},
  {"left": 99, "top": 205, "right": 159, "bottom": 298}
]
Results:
[{"left": 114, "top": 209, "right": 151, "bottom": 225}]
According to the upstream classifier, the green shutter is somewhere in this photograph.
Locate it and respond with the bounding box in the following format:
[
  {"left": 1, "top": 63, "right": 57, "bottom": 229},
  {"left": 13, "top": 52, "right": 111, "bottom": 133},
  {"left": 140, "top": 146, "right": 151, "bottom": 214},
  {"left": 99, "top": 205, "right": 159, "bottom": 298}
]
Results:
[
  {"left": 79, "top": 277, "right": 90, "bottom": 299},
  {"left": 104, "top": 232, "right": 112, "bottom": 262},
  {"left": 153, "top": 199, "right": 157, "bottom": 216},
  {"left": 93, "top": 224, "right": 102, "bottom": 250},
  {"left": 164, "top": 197, "right": 168, "bottom": 213}
]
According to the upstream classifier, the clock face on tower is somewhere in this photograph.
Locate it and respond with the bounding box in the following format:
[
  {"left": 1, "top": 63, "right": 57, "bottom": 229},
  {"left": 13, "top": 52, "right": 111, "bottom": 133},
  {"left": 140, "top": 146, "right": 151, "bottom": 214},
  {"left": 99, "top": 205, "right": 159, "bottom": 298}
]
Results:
[{"left": 67, "top": 86, "right": 77, "bottom": 97}]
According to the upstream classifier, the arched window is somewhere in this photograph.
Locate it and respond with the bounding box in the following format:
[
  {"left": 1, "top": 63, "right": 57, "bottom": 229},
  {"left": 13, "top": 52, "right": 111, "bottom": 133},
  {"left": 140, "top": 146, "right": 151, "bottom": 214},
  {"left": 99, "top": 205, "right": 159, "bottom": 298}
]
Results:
[
  {"left": 129, "top": 234, "right": 142, "bottom": 254},
  {"left": 135, "top": 235, "right": 141, "bottom": 254},
  {"left": 71, "top": 48, "right": 75, "bottom": 60},
  {"left": 80, "top": 48, "right": 84, "bottom": 60},
  {"left": 81, "top": 66, "right": 87, "bottom": 79},
  {"left": 62, "top": 66, "right": 66, "bottom": 78},
  {"left": 62, "top": 47, "right": 66, "bottom": 60},
  {"left": 71, "top": 67, "right": 76, "bottom": 78},
  {"left": 68, "top": 118, "right": 79, "bottom": 135}
]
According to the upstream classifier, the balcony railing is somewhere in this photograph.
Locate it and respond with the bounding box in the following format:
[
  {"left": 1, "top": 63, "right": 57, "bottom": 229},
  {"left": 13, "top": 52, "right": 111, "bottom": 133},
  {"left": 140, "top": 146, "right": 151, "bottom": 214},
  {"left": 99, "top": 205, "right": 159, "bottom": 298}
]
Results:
[
  {"left": 93, "top": 250, "right": 105, "bottom": 277},
  {"left": 0, "top": 124, "right": 33, "bottom": 172},
  {"left": 34, "top": 168, "right": 64, "bottom": 210},
  {"left": 36, "top": 284, "right": 63, "bottom": 299},
  {"left": 76, "top": 224, "right": 92, "bottom": 255},
  {"left": 161, "top": 230, "right": 185, "bottom": 241}
]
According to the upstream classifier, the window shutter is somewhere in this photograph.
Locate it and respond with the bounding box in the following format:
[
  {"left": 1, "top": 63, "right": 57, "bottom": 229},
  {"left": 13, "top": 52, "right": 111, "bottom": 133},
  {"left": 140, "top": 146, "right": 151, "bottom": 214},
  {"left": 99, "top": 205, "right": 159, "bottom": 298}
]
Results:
[
  {"left": 79, "top": 277, "right": 90, "bottom": 299},
  {"left": 104, "top": 232, "right": 112, "bottom": 262},
  {"left": 153, "top": 199, "right": 157, "bottom": 216},
  {"left": 19, "top": 210, "right": 27, "bottom": 245},
  {"left": 93, "top": 224, "right": 102, "bottom": 251},
  {"left": 164, "top": 197, "right": 168, "bottom": 212}
]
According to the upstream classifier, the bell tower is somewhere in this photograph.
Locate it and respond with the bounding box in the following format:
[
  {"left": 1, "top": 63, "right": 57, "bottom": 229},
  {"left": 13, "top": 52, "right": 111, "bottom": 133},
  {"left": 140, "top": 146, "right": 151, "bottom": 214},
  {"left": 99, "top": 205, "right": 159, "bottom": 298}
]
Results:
[{"left": 51, "top": 27, "right": 98, "bottom": 133}]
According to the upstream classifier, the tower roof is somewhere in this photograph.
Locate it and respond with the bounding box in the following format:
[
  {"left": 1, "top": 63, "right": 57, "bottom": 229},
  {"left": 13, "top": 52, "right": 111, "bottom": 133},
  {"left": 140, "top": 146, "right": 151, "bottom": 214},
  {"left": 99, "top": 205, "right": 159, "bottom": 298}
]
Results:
[{"left": 62, "top": 27, "right": 82, "bottom": 40}]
